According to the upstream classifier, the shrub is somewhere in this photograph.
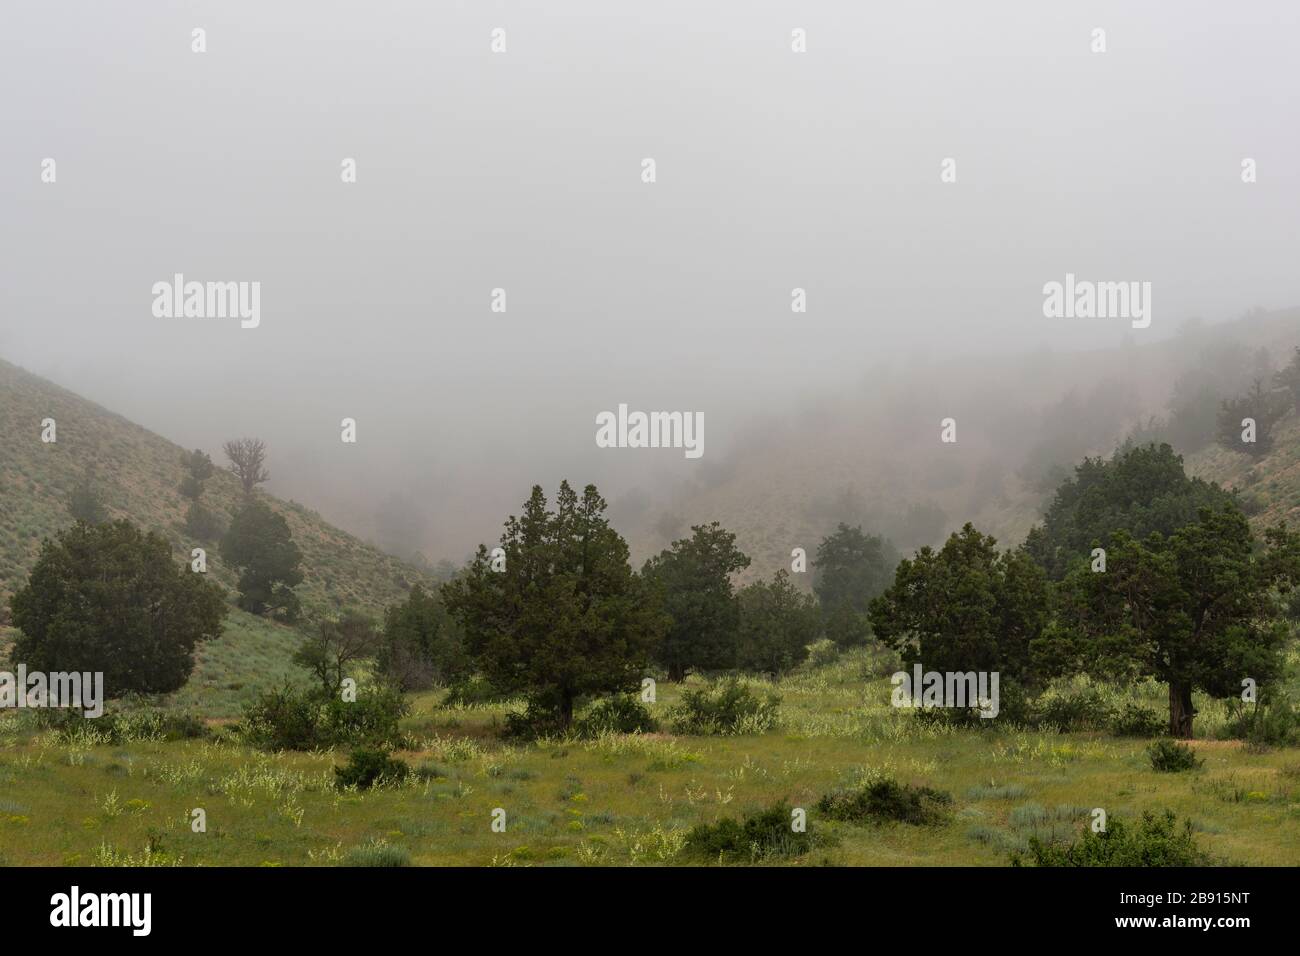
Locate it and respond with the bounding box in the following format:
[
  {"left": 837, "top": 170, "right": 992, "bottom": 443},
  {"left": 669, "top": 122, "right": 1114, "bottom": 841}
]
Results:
[
  {"left": 683, "top": 802, "right": 813, "bottom": 862},
  {"left": 1110, "top": 702, "right": 1165, "bottom": 738},
  {"left": 238, "top": 684, "right": 408, "bottom": 751},
  {"left": 1220, "top": 696, "right": 1300, "bottom": 748},
  {"left": 1011, "top": 810, "right": 1213, "bottom": 866},
  {"left": 816, "top": 778, "right": 952, "bottom": 826},
  {"left": 1147, "top": 739, "right": 1202, "bottom": 772},
  {"left": 320, "top": 685, "right": 408, "bottom": 749},
  {"left": 574, "top": 695, "right": 658, "bottom": 738},
  {"left": 1034, "top": 689, "right": 1113, "bottom": 731},
  {"left": 342, "top": 838, "right": 411, "bottom": 867},
  {"left": 334, "top": 748, "right": 409, "bottom": 790},
  {"left": 669, "top": 680, "right": 780, "bottom": 735},
  {"left": 805, "top": 639, "right": 840, "bottom": 668}
]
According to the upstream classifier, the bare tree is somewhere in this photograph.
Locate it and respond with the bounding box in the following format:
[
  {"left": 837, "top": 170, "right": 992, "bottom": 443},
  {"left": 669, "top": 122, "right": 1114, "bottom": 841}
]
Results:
[{"left": 223, "top": 437, "right": 270, "bottom": 495}]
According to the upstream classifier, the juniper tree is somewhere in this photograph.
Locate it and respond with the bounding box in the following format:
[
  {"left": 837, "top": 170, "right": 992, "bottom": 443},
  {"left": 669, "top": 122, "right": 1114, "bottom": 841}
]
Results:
[
  {"left": 1046, "top": 507, "right": 1300, "bottom": 738},
  {"left": 812, "top": 523, "right": 898, "bottom": 647},
  {"left": 221, "top": 498, "right": 303, "bottom": 621},
  {"left": 441, "top": 482, "right": 664, "bottom": 727},
  {"left": 10, "top": 520, "right": 226, "bottom": 694},
  {"left": 1215, "top": 379, "right": 1288, "bottom": 459},
  {"left": 868, "top": 524, "right": 1050, "bottom": 689},
  {"left": 642, "top": 521, "right": 750, "bottom": 681}
]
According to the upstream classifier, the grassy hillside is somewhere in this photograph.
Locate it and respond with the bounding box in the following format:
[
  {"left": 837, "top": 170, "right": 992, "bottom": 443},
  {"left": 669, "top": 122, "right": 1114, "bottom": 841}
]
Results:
[
  {"left": 0, "top": 356, "right": 434, "bottom": 618},
  {"left": 0, "top": 355, "right": 438, "bottom": 714}
]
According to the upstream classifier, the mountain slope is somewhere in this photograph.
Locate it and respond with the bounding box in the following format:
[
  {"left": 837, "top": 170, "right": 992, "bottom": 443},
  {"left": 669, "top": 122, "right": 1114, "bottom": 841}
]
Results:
[{"left": 0, "top": 356, "right": 434, "bottom": 618}]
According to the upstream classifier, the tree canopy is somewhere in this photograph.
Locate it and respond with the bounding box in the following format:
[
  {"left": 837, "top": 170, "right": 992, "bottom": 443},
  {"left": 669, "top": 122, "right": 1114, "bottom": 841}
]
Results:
[{"left": 10, "top": 520, "right": 226, "bottom": 695}]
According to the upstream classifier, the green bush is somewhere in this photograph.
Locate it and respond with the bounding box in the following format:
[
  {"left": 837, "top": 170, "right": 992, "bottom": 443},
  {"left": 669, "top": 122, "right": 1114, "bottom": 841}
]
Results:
[
  {"left": 238, "top": 684, "right": 408, "bottom": 751},
  {"left": 816, "top": 777, "right": 952, "bottom": 826},
  {"left": 1221, "top": 696, "right": 1300, "bottom": 748},
  {"left": 1147, "top": 738, "right": 1202, "bottom": 772},
  {"left": 1110, "top": 702, "right": 1166, "bottom": 738},
  {"left": 683, "top": 801, "right": 813, "bottom": 862},
  {"left": 1034, "top": 689, "right": 1113, "bottom": 731},
  {"left": 1011, "top": 810, "right": 1213, "bottom": 866},
  {"left": 669, "top": 680, "right": 780, "bottom": 735},
  {"left": 574, "top": 695, "right": 658, "bottom": 737},
  {"left": 334, "top": 748, "right": 409, "bottom": 790}
]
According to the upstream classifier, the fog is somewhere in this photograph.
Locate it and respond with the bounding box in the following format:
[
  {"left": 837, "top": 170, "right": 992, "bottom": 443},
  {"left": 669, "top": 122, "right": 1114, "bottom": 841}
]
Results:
[{"left": 3, "top": 1, "right": 1298, "bottom": 564}]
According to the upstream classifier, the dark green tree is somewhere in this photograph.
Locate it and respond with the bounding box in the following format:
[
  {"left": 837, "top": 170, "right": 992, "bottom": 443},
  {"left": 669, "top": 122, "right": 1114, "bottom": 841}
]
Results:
[
  {"left": 642, "top": 522, "right": 750, "bottom": 681},
  {"left": 1216, "top": 379, "right": 1288, "bottom": 459},
  {"left": 10, "top": 520, "right": 226, "bottom": 694},
  {"left": 868, "top": 524, "right": 1050, "bottom": 688},
  {"left": 376, "top": 585, "right": 468, "bottom": 690},
  {"left": 1043, "top": 508, "right": 1299, "bottom": 738},
  {"left": 221, "top": 499, "right": 303, "bottom": 620},
  {"left": 735, "top": 570, "right": 821, "bottom": 676},
  {"left": 1024, "top": 443, "right": 1236, "bottom": 579},
  {"left": 812, "top": 523, "right": 898, "bottom": 647},
  {"left": 179, "top": 449, "right": 216, "bottom": 500},
  {"left": 441, "top": 482, "right": 665, "bottom": 728}
]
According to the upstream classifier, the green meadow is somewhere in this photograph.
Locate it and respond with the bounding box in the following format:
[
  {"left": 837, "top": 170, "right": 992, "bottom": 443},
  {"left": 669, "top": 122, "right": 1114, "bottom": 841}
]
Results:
[{"left": 2, "top": 649, "right": 1297, "bottom": 867}]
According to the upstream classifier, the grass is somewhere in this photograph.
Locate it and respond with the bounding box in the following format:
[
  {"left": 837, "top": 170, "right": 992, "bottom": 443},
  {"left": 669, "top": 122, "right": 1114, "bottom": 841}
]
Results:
[{"left": 2, "top": 648, "right": 1298, "bottom": 867}]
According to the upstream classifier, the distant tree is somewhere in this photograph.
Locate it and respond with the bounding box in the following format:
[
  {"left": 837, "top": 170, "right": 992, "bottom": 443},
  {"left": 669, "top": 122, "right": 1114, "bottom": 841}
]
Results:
[
  {"left": 735, "top": 570, "right": 821, "bottom": 676},
  {"left": 223, "top": 437, "right": 270, "bottom": 496},
  {"left": 294, "top": 611, "right": 379, "bottom": 696},
  {"left": 1024, "top": 443, "right": 1236, "bottom": 579},
  {"left": 442, "top": 482, "right": 664, "bottom": 728},
  {"left": 10, "top": 520, "right": 226, "bottom": 695},
  {"left": 869, "top": 524, "right": 1050, "bottom": 689},
  {"left": 376, "top": 585, "right": 468, "bottom": 690},
  {"left": 1216, "top": 379, "right": 1288, "bottom": 458},
  {"left": 67, "top": 470, "right": 109, "bottom": 525},
  {"left": 1273, "top": 346, "right": 1300, "bottom": 413},
  {"left": 179, "top": 449, "right": 216, "bottom": 500},
  {"left": 812, "top": 523, "right": 898, "bottom": 647},
  {"left": 221, "top": 499, "right": 303, "bottom": 620},
  {"left": 1045, "top": 508, "right": 1300, "bottom": 738},
  {"left": 642, "top": 522, "right": 750, "bottom": 681}
]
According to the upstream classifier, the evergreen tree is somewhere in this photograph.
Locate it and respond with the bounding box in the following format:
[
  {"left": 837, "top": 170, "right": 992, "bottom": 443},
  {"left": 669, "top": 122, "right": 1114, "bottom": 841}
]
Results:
[
  {"left": 442, "top": 482, "right": 664, "bottom": 727},
  {"left": 10, "top": 520, "right": 226, "bottom": 694},
  {"left": 642, "top": 522, "right": 750, "bottom": 681},
  {"left": 221, "top": 499, "right": 303, "bottom": 620},
  {"left": 812, "top": 523, "right": 898, "bottom": 647}
]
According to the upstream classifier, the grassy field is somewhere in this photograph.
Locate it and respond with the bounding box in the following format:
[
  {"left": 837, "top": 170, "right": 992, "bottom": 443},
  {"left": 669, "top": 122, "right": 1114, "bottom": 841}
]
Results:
[{"left": 2, "top": 649, "right": 1297, "bottom": 867}]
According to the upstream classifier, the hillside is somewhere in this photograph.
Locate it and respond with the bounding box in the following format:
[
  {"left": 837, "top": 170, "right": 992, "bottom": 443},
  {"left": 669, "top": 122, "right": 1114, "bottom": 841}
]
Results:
[
  {"left": 0, "top": 356, "right": 437, "bottom": 709},
  {"left": 623, "top": 309, "right": 1300, "bottom": 580}
]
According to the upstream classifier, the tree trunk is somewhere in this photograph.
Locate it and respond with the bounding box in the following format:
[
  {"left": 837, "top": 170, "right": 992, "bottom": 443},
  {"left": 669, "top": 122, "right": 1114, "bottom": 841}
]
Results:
[
  {"left": 1169, "top": 681, "right": 1196, "bottom": 739},
  {"left": 668, "top": 664, "right": 687, "bottom": 683},
  {"left": 560, "top": 690, "right": 575, "bottom": 728}
]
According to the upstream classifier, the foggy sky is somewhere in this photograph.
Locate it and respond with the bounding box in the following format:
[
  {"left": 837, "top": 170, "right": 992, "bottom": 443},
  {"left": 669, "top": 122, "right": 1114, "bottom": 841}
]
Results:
[{"left": 3, "top": 1, "right": 1298, "bottom": 561}]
